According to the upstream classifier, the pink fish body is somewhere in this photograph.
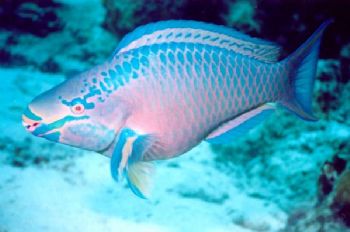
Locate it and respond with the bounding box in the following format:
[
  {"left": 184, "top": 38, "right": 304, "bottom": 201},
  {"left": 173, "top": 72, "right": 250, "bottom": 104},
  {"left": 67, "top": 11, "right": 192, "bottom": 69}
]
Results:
[{"left": 22, "top": 20, "right": 331, "bottom": 198}]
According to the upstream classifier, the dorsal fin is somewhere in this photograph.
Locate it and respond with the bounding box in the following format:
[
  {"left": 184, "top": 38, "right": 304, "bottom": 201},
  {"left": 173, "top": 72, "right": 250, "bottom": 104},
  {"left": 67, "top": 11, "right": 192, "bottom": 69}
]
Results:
[{"left": 113, "top": 20, "right": 282, "bottom": 63}]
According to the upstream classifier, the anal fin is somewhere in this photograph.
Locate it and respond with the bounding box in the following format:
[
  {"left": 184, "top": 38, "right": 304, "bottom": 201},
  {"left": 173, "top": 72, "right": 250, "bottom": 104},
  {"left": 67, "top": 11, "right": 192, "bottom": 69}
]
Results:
[{"left": 206, "top": 104, "right": 275, "bottom": 144}]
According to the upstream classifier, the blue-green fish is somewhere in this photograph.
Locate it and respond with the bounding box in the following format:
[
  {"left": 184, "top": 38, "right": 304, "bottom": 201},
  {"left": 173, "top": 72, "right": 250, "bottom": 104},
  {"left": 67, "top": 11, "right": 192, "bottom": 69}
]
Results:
[{"left": 22, "top": 20, "right": 331, "bottom": 198}]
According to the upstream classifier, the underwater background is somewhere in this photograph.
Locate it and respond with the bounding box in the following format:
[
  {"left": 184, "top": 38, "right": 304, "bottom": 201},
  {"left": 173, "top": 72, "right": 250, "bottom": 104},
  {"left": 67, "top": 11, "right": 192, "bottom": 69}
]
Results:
[{"left": 1, "top": 0, "right": 350, "bottom": 231}]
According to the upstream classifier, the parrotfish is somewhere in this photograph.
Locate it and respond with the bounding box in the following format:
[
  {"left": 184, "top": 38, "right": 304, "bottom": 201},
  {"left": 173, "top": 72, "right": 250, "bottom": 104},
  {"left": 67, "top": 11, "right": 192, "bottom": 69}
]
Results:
[{"left": 22, "top": 20, "right": 331, "bottom": 198}]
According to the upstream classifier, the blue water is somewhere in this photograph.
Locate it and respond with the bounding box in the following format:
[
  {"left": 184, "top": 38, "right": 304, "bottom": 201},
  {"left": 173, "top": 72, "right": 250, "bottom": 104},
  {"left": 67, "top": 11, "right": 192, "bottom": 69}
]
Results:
[{"left": 1, "top": 0, "right": 350, "bottom": 231}]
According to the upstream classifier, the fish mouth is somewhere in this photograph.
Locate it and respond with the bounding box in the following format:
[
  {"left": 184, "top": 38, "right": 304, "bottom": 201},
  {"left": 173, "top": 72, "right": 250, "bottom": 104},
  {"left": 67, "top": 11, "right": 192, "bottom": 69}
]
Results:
[
  {"left": 22, "top": 114, "right": 60, "bottom": 142},
  {"left": 23, "top": 105, "right": 89, "bottom": 143},
  {"left": 22, "top": 109, "right": 53, "bottom": 136},
  {"left": 22, "top": 117, "right": 50, "bottom": 136},
  {"left": 22, "top": 114, "right": 41, "bottom": 133}
]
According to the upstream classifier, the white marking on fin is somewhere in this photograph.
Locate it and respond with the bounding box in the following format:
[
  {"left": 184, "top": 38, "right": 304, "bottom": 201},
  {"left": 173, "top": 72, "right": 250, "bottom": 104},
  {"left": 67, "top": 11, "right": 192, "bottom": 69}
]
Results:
[
  {"left": 206, "top": 104, "right": 275, "bottom": 143},
  {"left": 118, "top": 136, "right": 137, "bottom": 178}
]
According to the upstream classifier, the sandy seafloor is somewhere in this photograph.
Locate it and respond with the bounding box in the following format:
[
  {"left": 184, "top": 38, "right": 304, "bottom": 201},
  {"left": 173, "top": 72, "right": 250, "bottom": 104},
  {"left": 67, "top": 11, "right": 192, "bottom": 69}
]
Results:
[{"left": 1, "top": 0, "right": 350, "bottom": 231}]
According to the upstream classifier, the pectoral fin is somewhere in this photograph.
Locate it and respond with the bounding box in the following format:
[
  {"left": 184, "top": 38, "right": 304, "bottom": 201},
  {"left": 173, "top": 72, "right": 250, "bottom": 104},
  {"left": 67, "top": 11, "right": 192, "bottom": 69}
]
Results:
[
  {"left": 126, "top": 161, "right": 154, "bottom": 199},
  {"left": 110, "top": 128, "right": 155, "bottom": 198}
]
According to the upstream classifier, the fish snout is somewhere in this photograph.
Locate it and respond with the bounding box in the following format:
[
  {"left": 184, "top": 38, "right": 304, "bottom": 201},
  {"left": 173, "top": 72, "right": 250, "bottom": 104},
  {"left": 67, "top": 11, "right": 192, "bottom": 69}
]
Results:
[{"left": 22, "top": 114, "right": 41, "bottom": 132}]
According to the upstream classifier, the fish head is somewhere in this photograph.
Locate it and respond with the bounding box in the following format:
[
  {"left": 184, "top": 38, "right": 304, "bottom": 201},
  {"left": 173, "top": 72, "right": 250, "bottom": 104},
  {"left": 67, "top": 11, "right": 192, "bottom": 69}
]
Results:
[{"left": 22, "top": 71, "right": 127, "bottom": 152}]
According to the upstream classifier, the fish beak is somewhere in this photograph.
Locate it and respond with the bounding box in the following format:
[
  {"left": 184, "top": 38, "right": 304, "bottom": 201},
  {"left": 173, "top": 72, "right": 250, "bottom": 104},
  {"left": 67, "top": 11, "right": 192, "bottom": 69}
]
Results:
[{"left": 22, "top": 114, "right": 41, "bottom": 133}]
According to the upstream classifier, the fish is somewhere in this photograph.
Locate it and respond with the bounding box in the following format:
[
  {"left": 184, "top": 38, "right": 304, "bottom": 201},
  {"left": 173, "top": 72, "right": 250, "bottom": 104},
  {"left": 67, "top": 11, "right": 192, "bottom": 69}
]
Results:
[{"left": 22, "top": 19, "right": 332, "bottom": 198}]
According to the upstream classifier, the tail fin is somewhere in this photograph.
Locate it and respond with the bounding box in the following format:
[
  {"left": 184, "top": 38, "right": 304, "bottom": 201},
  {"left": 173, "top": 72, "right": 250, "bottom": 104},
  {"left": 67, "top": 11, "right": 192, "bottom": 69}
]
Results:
[{"left": 280, "top": 20, "right": 333, "bottom": 121}]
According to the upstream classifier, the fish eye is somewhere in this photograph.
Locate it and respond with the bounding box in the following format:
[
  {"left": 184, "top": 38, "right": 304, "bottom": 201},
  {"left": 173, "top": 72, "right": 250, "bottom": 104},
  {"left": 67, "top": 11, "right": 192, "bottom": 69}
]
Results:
[{"left": 71, "top": 103, "right": 85, "bottom": 115}]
